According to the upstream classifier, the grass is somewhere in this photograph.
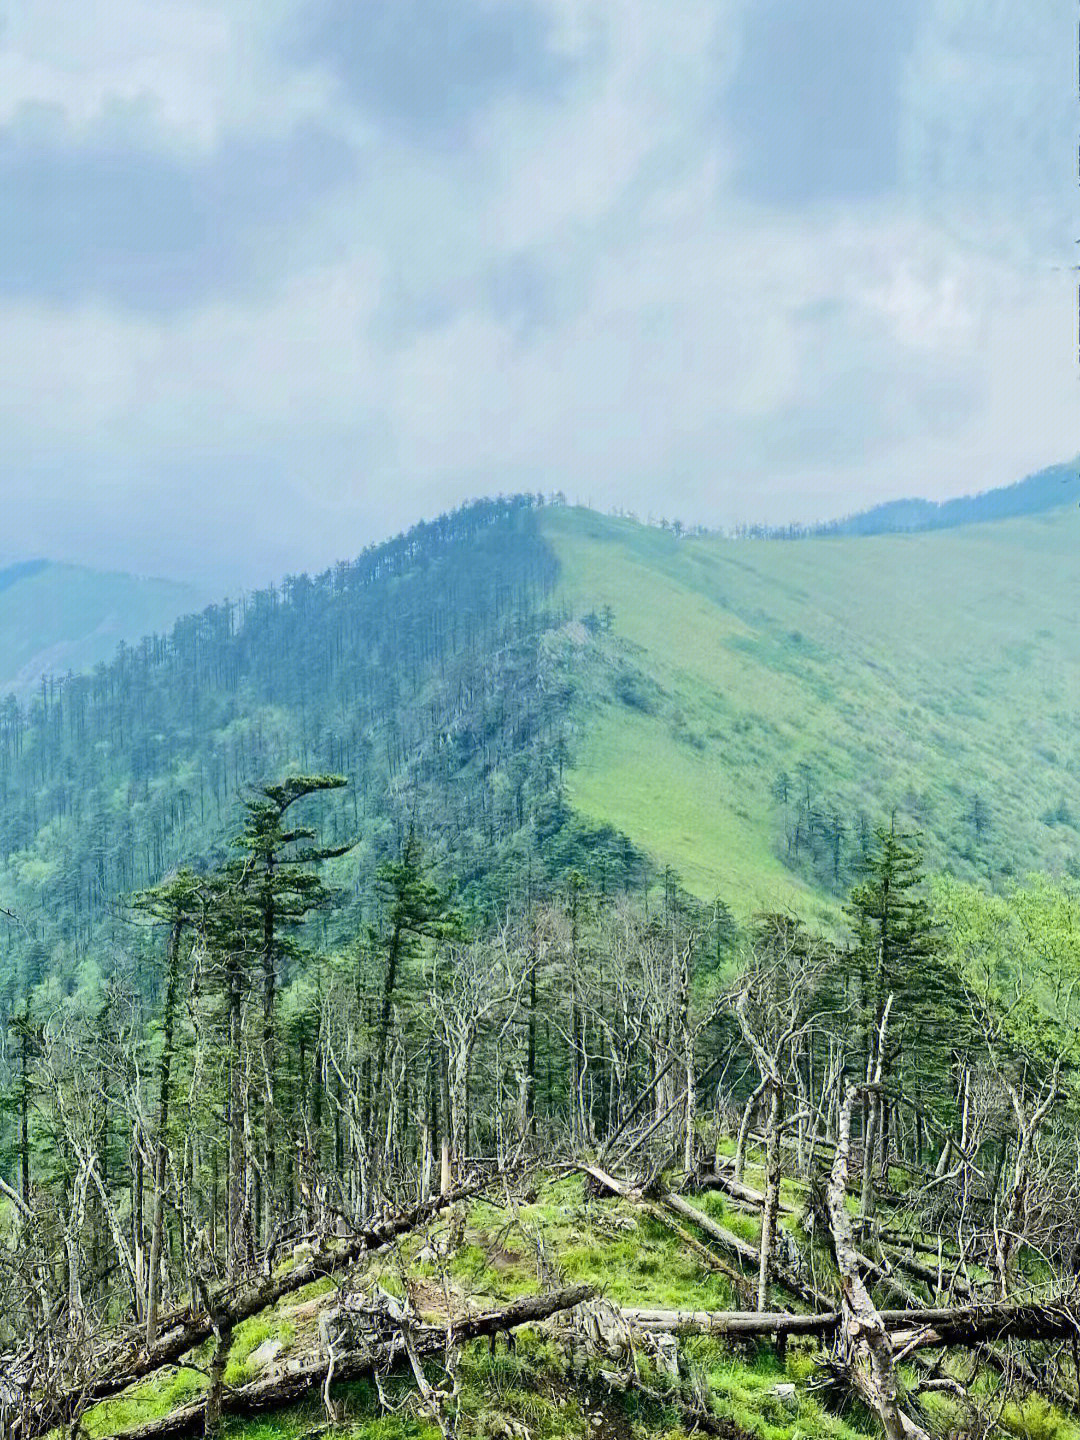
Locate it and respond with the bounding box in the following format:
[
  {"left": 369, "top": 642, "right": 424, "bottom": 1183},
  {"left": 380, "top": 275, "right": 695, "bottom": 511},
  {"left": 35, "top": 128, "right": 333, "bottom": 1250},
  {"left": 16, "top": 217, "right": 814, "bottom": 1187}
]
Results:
[
  {"left": 76, "top": 1170, "right": 1080, "bottom": 1440},
  {"left": 542, "top": 504, "right": 1080, "bottom": 915}
]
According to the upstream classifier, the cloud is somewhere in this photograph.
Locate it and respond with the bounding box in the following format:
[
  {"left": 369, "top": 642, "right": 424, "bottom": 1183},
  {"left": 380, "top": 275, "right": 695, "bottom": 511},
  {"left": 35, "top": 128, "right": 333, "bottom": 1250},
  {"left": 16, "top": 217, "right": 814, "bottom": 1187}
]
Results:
[
  {"left": 292, "top": 0, "right": 579, "bottom": 141},
  {"left": 722, "top": 0, "right": 923, "bottom": 205},
  {"left": 0, "top": 0, "right": 321, "bottom": 146},
  {"left": 0, "top": 107, "right": 355, "bottom": 311},
  {"left": 0, "top": 0, "right": 1074, "bottom": 584}
]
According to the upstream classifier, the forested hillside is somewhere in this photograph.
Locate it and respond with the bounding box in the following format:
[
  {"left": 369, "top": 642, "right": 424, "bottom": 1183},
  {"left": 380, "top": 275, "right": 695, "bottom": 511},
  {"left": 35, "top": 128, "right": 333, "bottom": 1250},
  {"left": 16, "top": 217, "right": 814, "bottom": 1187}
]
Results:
[
  {"left": 0, "top": 497, "right": 642, "bottom": 1000},
  {"left": 3, "top": 494, "right": 1080, "bottom": 1440},
  {"left": 2, "top": 493, "right": 1079, "bottom": 991}
]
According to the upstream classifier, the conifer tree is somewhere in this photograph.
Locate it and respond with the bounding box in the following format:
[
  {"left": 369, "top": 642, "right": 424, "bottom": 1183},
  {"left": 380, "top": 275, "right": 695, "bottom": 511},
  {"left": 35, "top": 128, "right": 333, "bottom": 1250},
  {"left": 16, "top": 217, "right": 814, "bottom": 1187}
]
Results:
[
  {"left": 227, "top": 775, "right": 353, "bottom": 1240},
  {"left": 844, "top": 825, "right": 963, "bottom": 1214},
  {"left": 132, "top": 867, "right": 204, "bottom": 1343},
  {"left": 371, "top": 831, "right": 462, "bottom": 1105}
]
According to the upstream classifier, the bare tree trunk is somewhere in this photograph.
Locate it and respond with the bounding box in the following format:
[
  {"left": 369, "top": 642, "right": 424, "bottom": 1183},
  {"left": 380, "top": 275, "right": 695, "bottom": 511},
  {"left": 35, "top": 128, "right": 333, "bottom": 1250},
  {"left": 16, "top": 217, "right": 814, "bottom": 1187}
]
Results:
[
  {"left": 261, "top": 929, "right": 277, "bottom": 1250},
  {"left": 147, "top": 919, "right": 183, "bottom": 1345},
  {"left": 204, "top": 1324, "right": 233, "bottom": 1439},
  {"left": 995, "top": 1069, "right": 1059, "bottom": 1297},
  {"left": 825, "top": 998, "right": 927, "bottom": 1440},
  {"left": 677, "top": 938, "right": 695, "bottom": 1173},
  {"left": 756, "top": 1081, "right": 782, "bottom": 1312},
  {"left": 860, "top": 1088, "right": 880, "bottom": 1224},
  {"left": 734, "top": 1078, "right": 767, "bottom": 1184},
  {"left": 226, "top": 959, "right": 244, "bottom": 1278}
]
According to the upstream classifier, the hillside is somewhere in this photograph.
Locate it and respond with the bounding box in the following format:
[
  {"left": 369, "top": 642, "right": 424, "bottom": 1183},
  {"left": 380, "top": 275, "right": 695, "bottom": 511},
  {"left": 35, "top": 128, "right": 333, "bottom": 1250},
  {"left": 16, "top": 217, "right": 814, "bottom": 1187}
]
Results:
[
  {"left": 0, "top": 494, "right": 1078, "bottom": 981},
  {"left": 545, "top": 501, "right": 1080, "bottom": 922},
  {"left": 0, "top": 559, "right": 204, "bottom": 698},
  {"left": 70, "top": 1167, "right": 1080, "bottom": 1440},
  {"left": 4, "top": 497, "right": 1080, "bottom": 1440}
]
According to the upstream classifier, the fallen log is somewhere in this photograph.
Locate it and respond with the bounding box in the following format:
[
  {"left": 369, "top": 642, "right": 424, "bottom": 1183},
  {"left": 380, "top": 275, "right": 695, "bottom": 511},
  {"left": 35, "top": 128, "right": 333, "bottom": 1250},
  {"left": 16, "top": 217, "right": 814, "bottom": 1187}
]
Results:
[
  {"left": 689, "top": 1170, "right": 798, "bottom": 1216},
  {"left": 581, "top": 1164, "right": 756, "bottom": 1305},
  {"left": 103, "top": 1285, "right": 595, "bottom": 1440},
  {"left": 659, "top": 1191, "right": 758, "bottom": 1267},
  {"left": 22, "top": 1176, "right": 492, "bottom": 1439},
  {"left": 692, "top": 1174, "right": 917, "bottom": 1309},
  {"left": 622, "top": 1307, "right": 842, "bottom": 1337},
  {"left": 584, "top": 1163, "right": 829, "bottom": 1311},
  {"left": 880, "top": 1241, "right": 973, "bottom": 1299},
  {"left": 885, "top": 1298, "right": 1080, "bottom": 1349},
  {"left": 660, "top": 1189, "right": 828, "bottom": 1310},
  {"left": 616, "top": 1296, "right": 1080, "bottom": 1345}
]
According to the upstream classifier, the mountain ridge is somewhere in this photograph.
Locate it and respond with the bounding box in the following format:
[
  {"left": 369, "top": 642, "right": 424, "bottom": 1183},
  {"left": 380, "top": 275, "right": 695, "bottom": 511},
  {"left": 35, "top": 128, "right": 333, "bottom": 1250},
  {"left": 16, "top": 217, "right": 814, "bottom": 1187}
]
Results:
[
  {"left": 774, "top": 458, "right": 1079, "bottom": 538},
  {"left": 0, "top": 491, "right": 1078, "bottom": 997}
]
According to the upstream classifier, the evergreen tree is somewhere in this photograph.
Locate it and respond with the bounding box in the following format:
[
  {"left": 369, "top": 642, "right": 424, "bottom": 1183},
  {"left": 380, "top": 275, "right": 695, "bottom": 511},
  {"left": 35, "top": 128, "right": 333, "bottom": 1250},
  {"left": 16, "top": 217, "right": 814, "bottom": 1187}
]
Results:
[
  {"left": 370, "top": 831, "right": 462, "bottom": 1105},
  {"left": 132, "top": 867, "right": 204, "bottom": 1342},
  {"left": 844, "top": 825, "right": 966, "bottom": 1214},
  {"left": 226, "top": 775, "right": 353, "bottom": 1241},
  {"left": 846, "top": 825, "right": 939, "bottom": 1044}
]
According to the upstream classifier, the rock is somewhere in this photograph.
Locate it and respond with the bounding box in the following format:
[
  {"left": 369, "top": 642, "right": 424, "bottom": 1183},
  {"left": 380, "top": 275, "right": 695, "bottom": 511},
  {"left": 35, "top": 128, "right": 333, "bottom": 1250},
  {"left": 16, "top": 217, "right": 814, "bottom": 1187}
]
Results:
[
  {"left": 247, "top": 1338, "right": 283, "bottom": 1373},
  {"left": 769, "top": 1382, "right": 797, "bottom": 1409},
  {"left": 577, "top": 1298, "right": 632, "bottom": 1359},
  {"left": 649, "top": 1331, "right": 680, "bottom": 1378}
]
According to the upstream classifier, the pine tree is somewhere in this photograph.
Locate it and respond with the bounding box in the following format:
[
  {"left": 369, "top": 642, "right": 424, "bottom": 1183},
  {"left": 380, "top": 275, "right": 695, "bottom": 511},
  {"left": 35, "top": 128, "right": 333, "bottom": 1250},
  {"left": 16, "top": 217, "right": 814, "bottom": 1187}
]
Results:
[
  {"left": 132, "top": 867, "right": 204, "bottom": 1342},
  {"left": 227, "top": 775, "right": 353, "bottom": 1241},
  {"left": 371, "top": 831, "right": 462, "bottom": 1107},
  {"left": 844, "top": 825, "right": 965, "bottom": 1214}
]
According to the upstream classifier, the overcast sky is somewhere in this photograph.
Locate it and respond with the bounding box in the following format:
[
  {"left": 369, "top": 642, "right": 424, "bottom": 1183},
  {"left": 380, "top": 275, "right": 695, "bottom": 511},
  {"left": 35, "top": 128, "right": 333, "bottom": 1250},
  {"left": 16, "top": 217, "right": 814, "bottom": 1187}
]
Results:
[{"left": 1, "top": 0, "right": 1076, "bottom": 586}]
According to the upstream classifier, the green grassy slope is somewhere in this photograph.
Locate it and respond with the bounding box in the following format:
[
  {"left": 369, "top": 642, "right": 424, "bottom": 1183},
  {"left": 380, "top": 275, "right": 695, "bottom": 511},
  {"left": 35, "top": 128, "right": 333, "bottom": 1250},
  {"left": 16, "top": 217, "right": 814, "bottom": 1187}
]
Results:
[
  {"left": 544, "top": 505, "right": 1080, "bottom": 918},
  {"left": 0, "top": 562, "right": 204, "bottom": 697},
  {"left": 81, "top": 1174, "right": 879, "bottom": 1440}
]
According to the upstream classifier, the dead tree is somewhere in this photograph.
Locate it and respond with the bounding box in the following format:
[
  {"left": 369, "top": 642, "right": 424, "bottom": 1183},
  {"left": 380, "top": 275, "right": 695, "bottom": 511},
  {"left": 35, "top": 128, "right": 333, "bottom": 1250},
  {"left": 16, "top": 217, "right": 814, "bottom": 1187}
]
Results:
[{"left": 825, "top": 996, "right": 930, "bottom": 1440}]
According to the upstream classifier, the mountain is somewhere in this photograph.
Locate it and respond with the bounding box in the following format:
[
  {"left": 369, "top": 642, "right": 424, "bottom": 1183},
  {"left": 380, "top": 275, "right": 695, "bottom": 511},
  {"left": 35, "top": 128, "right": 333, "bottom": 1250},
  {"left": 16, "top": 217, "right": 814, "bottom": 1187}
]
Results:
[
  {"left": 4, "top": 491, "right": 1080, "bottom": 1440},
  {"left": 0, "top": 491, "right": 1078, "bottom": 986},
  {"left": 549, "top": 498, "right": 1080, "bottom": 925},
  {"left": 798, "top": 459, "right": 1078, "bottom": 537},
  {"left": 0, "top": 559, "right": 205, "bottom": 698}
]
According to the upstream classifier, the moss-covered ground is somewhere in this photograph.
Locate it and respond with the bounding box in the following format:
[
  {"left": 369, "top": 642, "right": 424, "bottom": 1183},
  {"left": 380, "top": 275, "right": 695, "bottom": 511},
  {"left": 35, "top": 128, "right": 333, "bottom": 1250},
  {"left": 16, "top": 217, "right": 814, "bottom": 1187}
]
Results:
[{"left": 77, "top": 1168, "right": 1080, "bottom": 1440}]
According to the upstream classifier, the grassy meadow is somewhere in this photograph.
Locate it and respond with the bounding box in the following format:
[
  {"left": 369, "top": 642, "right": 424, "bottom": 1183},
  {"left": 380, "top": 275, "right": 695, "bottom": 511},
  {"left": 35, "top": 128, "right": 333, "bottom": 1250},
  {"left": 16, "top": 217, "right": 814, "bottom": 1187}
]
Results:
[{"left": 544, "top": 505, "right": 1080, "bottom": 918}]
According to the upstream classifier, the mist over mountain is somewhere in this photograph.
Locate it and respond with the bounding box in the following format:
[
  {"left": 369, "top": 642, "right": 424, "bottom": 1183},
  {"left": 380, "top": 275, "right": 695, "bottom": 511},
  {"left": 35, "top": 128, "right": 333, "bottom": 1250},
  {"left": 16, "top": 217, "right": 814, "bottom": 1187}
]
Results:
[{"left": 0, "top": 559, "right": 205, "bottom": 698}]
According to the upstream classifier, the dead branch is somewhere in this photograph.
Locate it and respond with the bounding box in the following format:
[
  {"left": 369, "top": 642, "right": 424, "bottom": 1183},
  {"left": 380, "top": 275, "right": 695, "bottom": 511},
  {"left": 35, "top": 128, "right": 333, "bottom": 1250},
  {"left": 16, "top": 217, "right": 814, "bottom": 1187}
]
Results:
[
  {"left": 21, "top": 1175, "right": 495, "bottom": 1438},
  {"left": 98, "top": 1285, "right": 594, "bottom": 1440}
]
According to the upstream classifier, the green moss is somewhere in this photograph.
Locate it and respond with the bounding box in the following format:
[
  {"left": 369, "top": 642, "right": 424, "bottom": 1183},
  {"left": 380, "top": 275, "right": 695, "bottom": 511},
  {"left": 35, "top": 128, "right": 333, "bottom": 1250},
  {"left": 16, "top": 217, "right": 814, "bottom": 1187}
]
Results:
[{"left": 81, "top": 1367, "right": 207, "bottom": 1437}]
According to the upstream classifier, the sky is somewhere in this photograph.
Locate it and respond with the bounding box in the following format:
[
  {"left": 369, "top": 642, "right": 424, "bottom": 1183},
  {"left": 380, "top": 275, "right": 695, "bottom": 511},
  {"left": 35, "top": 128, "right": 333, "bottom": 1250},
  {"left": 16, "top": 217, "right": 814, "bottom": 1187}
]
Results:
[{"left": 0, "top": 0, "right": 1077, "bottom": 587}]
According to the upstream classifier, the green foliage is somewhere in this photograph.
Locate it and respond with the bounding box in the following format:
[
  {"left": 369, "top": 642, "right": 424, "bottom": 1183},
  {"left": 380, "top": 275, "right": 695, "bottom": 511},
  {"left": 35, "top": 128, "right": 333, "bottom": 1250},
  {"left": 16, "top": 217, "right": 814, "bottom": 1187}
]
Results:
[
  {"left": 935, "top": 873, "right": 1080, "bottom": 1069},
  {"left": 844, "top": 826, "right": 966, "bottom": 1075},
  {"left": 1001, "top": 1393, "right": 1072, "bottom": 1440}
]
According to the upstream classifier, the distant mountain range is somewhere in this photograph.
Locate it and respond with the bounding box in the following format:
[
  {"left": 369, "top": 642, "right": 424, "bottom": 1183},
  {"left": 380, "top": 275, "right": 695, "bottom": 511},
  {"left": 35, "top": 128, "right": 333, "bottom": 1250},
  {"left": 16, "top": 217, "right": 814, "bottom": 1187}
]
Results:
[
  {"left": 1, "top": 477, "right": 1079, "bottom": 1000},
  {"left": 2, "top": 460, "right": 1076, "bottom": 706},
  {"left": 0, "top": 560, "right": 205, "bottom": 698},
  {"left": 803, "top": 459, "right": 1078, "bottom": 537}
]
